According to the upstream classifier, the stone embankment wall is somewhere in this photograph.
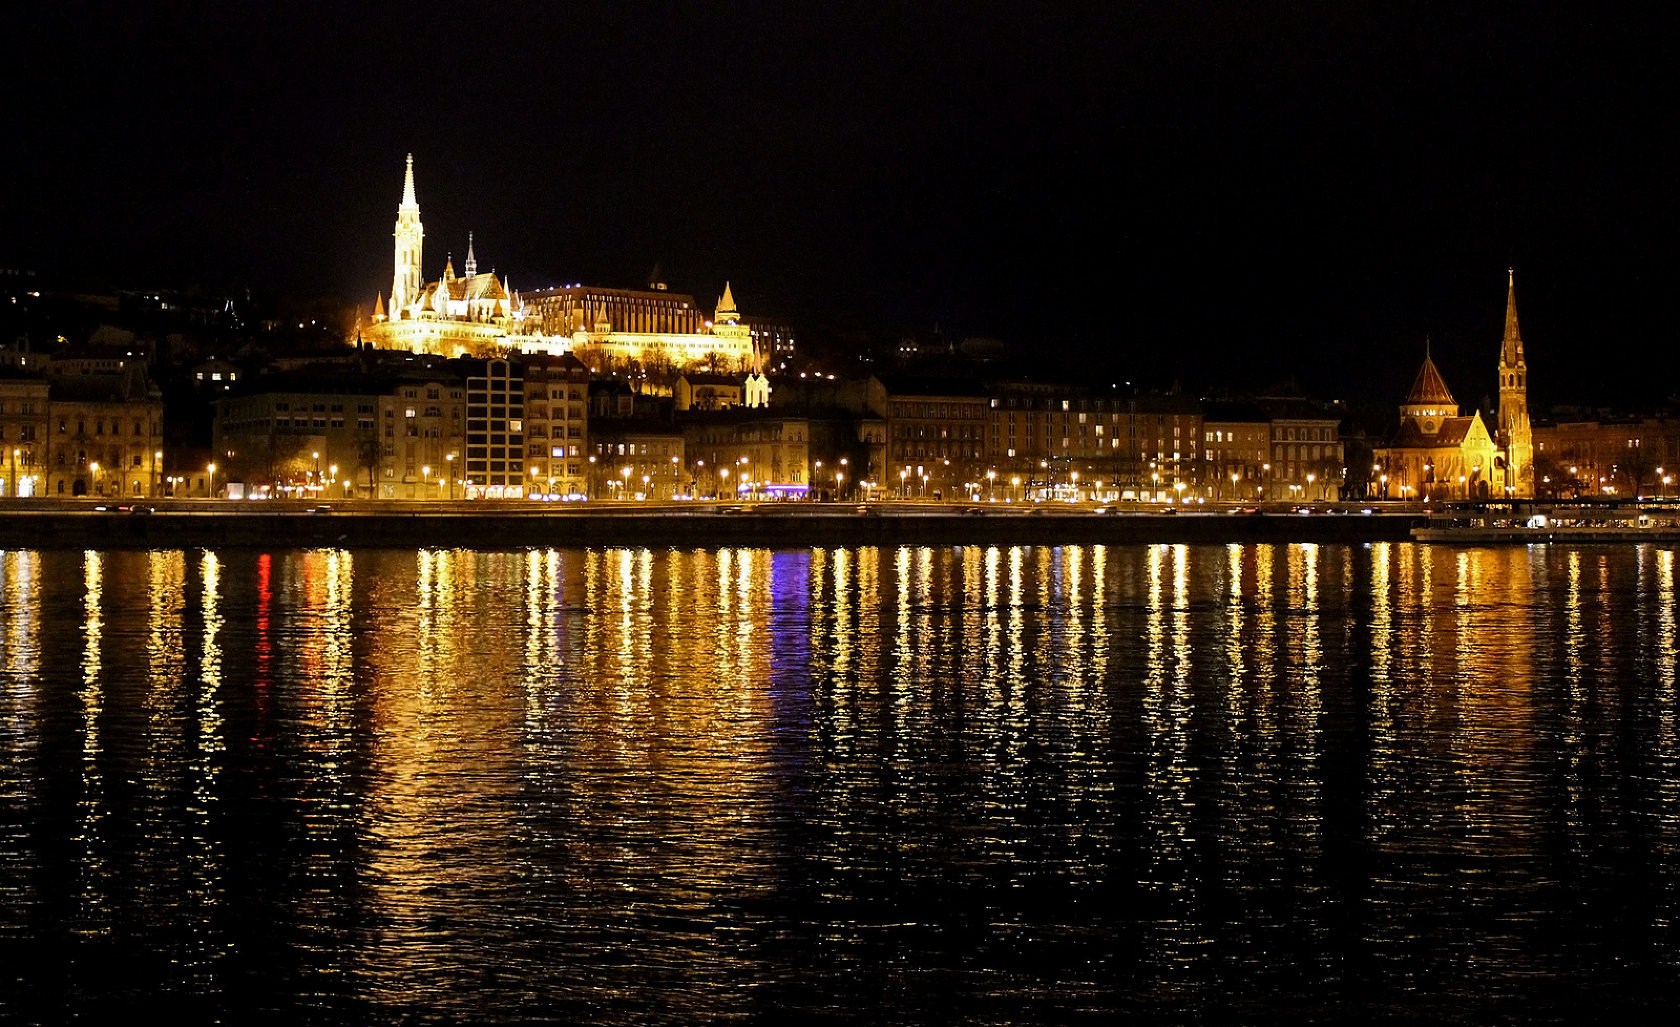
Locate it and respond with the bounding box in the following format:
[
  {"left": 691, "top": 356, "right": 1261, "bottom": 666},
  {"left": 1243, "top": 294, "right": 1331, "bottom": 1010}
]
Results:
[{"left": 0, "top": 506, "right": 1422, "bottom": 550}]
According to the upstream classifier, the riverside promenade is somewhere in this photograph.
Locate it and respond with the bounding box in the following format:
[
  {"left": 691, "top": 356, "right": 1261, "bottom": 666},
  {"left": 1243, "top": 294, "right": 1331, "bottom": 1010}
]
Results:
[{"left": 0, "top": 499, "right": 1424, "bottom": 550}]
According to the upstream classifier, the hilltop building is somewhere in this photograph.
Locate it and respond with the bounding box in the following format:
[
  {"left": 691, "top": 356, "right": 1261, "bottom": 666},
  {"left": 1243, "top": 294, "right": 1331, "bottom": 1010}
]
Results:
[
  {"left": 363, "top": 155, "right": 759, "bottom": 375},
  {"left": 364, "top": 155, "right": 525, "bottom": 358}
]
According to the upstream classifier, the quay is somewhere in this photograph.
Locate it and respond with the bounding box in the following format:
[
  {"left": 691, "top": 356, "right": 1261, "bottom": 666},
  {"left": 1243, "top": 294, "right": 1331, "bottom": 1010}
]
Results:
[
  {"left": 0, "top": 499, "right": 1424, "bottom": 550},
  {"left": 1411, "top": 498, "right": 1680, "bottom": 544}
]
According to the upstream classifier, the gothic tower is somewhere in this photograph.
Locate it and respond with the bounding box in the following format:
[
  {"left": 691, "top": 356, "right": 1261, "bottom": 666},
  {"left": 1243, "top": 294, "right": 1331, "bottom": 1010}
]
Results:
[
  {"left": 1498, "top": 268, "right": 1534, "bottom": 497},
  {"left": 391, "top": 154, "right": 424, "bottom": 316}
]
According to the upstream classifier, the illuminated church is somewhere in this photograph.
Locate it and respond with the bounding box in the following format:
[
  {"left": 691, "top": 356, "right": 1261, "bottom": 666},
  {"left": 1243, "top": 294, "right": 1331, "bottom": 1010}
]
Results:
[
  {"left": 1374, "top": 270, "right": 1534, "bottom": 500},
  {"left": 364, "top": 155, "right": 525, "bottom": 357},
  {"left": 364, "top": 154, "right": 758, "bottom": 374}
]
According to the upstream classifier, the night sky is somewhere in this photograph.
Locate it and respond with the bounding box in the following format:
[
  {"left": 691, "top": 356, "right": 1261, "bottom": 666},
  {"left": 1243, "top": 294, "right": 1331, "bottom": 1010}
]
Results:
[{"left": 4, "top": 1, "right": 1674, "bottom": 408}]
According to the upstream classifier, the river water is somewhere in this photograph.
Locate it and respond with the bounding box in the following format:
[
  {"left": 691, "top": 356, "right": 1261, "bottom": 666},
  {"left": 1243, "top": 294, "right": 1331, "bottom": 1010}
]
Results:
[{"left": 1, "top": 542, "right": 1677, "bottom": 1025}]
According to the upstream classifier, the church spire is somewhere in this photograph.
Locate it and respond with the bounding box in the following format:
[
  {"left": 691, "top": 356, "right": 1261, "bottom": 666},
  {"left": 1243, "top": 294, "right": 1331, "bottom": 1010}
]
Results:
[
  {"left": 1497, "top": 267, "right": 1533, "bottom": 497},
  {"left": 401, "top": 152, "right": 418, "bottom": 210},
  {"left": 391, "top": 153, "right": 425, "bottom": 317},
  {"left": 465, "top": 232, "right": 477, "bottom": 279},
  {"left": 1501, "top": 266, "right": 1524, "bottom": 367}
]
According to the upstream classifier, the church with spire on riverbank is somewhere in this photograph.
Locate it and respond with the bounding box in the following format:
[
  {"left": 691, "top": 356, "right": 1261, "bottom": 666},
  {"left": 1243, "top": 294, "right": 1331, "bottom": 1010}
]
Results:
[{"left": 1373, "top": 270, "right": 1535, "bottom": 501}]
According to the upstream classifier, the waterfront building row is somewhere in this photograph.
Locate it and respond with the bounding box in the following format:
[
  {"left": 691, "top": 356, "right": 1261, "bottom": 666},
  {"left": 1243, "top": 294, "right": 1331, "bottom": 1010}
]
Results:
[{"left": 0, "top": 351, "right": 166, "bottom": 499}]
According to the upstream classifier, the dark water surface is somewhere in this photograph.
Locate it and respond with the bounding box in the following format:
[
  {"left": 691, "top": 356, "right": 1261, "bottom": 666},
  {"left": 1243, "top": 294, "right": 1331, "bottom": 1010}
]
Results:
[{"left": 2, "top": 543, "right": 1678, "bottom": 1025}]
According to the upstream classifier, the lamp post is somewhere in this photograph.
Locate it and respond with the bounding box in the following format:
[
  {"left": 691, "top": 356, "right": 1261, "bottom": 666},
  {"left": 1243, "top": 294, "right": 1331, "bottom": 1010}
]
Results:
[
  {"left": 446, "top": 453, "right": 456, "bottom": 500},
  {"left": 90, "top": 461, "right": 100, "bottom": 497},
  {"left": 207, "top": 462, "right": 217, "bottom": 499},
  {"left": 987, "top": 468, "right": 996, "bottom": 501},
  {"left": 423, "top": 465, "right": 431, "bottom": 501},
  {"left": 621, "top": 465, "right": 632, "bottom": 499}
]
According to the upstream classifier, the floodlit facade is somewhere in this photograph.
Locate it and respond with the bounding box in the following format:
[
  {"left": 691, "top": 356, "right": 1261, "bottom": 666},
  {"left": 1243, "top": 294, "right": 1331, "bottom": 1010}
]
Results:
[
  {"left": 363, "top": 154, "right": 759, "bottom": 375},
  {"left": 1374, "top": 271, "right": 1534, "bottom": 501}
]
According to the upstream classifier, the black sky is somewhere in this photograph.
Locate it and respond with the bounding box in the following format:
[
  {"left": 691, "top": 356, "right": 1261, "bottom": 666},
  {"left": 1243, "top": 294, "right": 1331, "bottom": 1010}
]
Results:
[{"left": 3, "top": 1, "right": 1675, "bottom": 408}]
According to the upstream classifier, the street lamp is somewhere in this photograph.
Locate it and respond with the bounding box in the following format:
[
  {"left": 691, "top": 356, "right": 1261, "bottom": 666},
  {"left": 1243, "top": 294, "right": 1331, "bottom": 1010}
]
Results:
[
  {"left": 621, "top": 465, "right": 633, "bottom": 499},
  {"left": 423, "top": 465, "right": 431, "bottom": 500},
  {"left": 207, "top": 462, "right": 217, "bottom": 499},
  {"left": 446, "top": 453, "right": 456, "bottom": 500},
  {"left": 90, "top": 461, "right": 100, "bottom": 497}
]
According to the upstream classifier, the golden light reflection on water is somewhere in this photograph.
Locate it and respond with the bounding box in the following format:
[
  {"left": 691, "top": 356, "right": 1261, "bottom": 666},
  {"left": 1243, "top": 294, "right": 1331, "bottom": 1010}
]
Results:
[
  {"left": 0, "top": 551, "right": 38, "bottom": 690},
  {"left": 10, "top": 542, "right": 1680, "bottom": 1019},
  {"left": 1654, "top": 549, "right": 1680, "bottom": 956}
]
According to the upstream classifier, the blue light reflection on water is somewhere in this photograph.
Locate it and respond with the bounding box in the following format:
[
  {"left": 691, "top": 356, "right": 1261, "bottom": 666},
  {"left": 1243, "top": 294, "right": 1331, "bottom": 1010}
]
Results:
[{"left": 1, "top": 543, "right": 1679, "bottom": 1025}]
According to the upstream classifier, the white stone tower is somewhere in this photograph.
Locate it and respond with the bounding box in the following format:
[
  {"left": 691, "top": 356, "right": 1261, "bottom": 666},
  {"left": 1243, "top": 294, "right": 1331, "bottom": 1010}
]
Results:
[{"left": 390, "top": 154, "right": 425, "bottom": 316}]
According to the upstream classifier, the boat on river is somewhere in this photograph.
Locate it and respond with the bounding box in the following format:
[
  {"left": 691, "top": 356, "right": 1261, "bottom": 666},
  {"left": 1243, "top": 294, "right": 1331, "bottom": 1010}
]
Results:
[{"left": 1412, "top": 498, "right": 1680, "bottom": 543}]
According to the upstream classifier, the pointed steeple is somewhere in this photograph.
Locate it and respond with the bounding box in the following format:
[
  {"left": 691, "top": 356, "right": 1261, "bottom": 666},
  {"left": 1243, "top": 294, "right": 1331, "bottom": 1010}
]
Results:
[
  {"left": 373, "top": 292, "right": 386, "bottom": 321},
  {"left": 401, "top": 153, "right": 418, "bottom": 210},
  {"left": 443, "top": 252, "right": 455, "bottom": 281},
  {"left": 464, "top": 232, "right": 477, "bottom": 279},
  {"left": 1501, "top": 266, "right": 1524, "bottom": 367},
  {"left": 1497, "top": 267, "right": 1533, "bottom": 496}
]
